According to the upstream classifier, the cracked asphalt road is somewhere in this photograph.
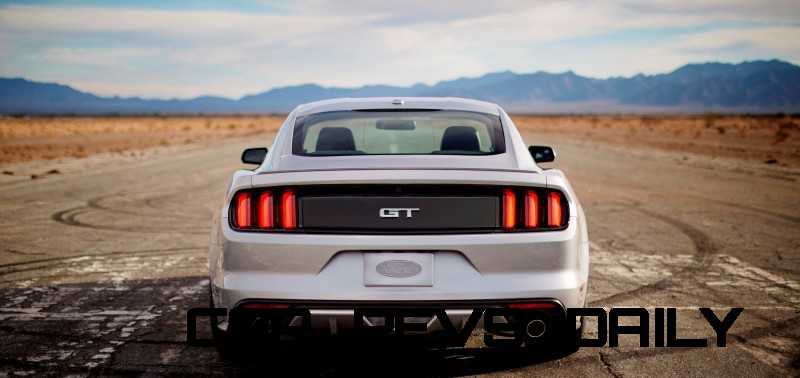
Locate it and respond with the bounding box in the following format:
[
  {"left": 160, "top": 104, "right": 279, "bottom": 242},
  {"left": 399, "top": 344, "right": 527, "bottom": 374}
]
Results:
[{"left": 0, "top": 129, "right": 798, "bottom": 376}]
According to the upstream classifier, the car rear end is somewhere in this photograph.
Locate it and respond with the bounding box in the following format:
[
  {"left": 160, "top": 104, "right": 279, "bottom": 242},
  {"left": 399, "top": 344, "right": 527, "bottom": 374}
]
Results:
[{"left": 208, "top": 99, "right": 588, "bottom": 350}]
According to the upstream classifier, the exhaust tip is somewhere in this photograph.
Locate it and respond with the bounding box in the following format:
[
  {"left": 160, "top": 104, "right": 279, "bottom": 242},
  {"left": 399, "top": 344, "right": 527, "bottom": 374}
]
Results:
[{"left": 525, "top": 319, "right": 547, "bottom": 338}]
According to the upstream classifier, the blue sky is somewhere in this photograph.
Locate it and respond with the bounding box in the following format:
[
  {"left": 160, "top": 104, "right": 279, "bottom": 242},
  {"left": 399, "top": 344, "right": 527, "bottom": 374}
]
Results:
[{"left": 1, "top": 0, "right": 798, "bottom": 98}]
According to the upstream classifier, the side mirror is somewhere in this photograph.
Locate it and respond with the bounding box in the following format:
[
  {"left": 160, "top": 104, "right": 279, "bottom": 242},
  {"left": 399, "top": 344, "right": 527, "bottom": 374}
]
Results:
[
  {"left": 529, "top": 145, "right": 556, "bottom": 163},
  {"left": 241, "top": 147, "right": 268, "bottom": 165}
]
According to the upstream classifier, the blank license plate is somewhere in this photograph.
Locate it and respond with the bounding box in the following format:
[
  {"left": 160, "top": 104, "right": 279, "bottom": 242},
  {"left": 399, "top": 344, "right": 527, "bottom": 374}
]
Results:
[{"left": 363, "top": 252, "right": 433, "bottom": 287}]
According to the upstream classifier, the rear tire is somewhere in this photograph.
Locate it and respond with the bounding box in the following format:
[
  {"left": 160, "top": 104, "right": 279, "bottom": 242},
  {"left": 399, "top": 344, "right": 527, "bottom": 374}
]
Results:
[
  {"left": 208, "top": 283, "right": 238, "bottom": 358},
  {"left": 209, "top": 286, "right": 282, "bottom": 359}
]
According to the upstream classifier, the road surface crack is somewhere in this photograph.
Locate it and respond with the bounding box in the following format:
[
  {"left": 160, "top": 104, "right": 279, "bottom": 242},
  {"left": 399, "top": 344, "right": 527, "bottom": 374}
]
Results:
[{"left": 599, "top": 351, "right": 623, "bottom": 378}]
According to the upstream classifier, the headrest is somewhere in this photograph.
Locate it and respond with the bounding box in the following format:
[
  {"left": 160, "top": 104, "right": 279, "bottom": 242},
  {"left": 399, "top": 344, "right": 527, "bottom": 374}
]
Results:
[
  {"left": 316, "top": 127, "right": 356, "bottom": 151},
  {"left": 440, "top": 126, "right": 479, "bottom": 151}
]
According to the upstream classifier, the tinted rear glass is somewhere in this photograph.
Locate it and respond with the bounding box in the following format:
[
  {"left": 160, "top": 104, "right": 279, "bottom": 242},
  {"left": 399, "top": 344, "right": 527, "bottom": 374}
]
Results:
[{"left": 292, "top": 110, "right": 505, "bottom": 156}]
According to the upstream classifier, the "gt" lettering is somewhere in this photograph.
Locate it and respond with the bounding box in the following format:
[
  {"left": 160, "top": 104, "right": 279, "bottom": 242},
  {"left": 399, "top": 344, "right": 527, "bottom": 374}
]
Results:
[{"left": 379, "top": 208, "right": 420, "bottom": 218}]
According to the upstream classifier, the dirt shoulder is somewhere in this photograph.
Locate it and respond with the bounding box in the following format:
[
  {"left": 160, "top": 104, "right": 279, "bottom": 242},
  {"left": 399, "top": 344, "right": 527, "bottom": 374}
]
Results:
[
  {"left": 1, "top": 114, "right": 798, "bottom": 169},
  {"left": 514, "top": 114, "right": 800, "bottom": 168},
  {"left": 0, "top": 115, "right": 283, "bottom": 165}
]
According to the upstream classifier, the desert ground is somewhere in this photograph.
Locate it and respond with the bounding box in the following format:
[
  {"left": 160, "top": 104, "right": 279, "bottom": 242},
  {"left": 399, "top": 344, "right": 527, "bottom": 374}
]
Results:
[
  {"left": 1, "top": 114, "right": 798, "bottom": 168},
  {"left": 0, "top": 115, "right": 284, "bottom": 165},
  {"left": 0, "top": 115, "right": 798, "bottom": 376}
]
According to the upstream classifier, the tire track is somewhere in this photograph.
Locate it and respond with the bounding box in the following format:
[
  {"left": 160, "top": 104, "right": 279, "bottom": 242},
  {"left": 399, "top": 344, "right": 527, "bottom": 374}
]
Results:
[
  {"left": 0, "top": 246, "right": 205, "bottom": 274},
  {"left": 0, "top": 249, "right": 207, "bottom": 286},
  {"left": 650, "top": 191, "right": 800, "bottom": 225},
  {"left": 141, "top": 194, "right": 211, "bottom": 220},
  {"left": 2, "top": 248, "right": 44, "bottom": 257},
  {"left": 585, "top": 314, "right": 800, "bottom": 374},
  {"left": 51, "top": 204, "right": 207, "bottom": 235},
  {"left": 89, "top": 193, "right": 207, "bottom": 221},
  {"left": 590, "top": 205, "right": 718, "bottom": 306}
]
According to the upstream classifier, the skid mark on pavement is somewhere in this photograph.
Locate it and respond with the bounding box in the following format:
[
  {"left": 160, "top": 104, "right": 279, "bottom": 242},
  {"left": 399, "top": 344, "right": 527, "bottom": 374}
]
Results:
[
  {"left": 50, "top": 191, "right": 213, "bottom": 235},
  {"left": 88, "top": 193, "right": 210, "bottom": 221},
  {"left": 51, "top": 206, "right": 206, "bottom": 235},
  {"left": 0, "top": 248, "right": 206, "bottom": 288},
  {"left": 590, "top": 242, "right": 800, "bottom": 307},
  {"left": 712, "top": 255, "right": 800, "bottom": 295},
  {"left": 590, "top": 242, "right": 800, "bottom": 373}
]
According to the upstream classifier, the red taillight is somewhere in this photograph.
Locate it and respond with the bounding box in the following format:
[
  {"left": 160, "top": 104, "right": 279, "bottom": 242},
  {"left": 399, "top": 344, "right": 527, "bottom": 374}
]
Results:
[
  {"left": 234, "top": 192, "right": 251, "bottom": 228},
  {"left": 524, "top": 191, "right": 539, "bottom": 228},
  {"left": 281, "top": 189, "right": 297, "bottom": 230},
  {"left": 547, "top": 191, "right": 563, "bottom": 227},
  {"left": 233, "top": 188, "right": 297, "bottom": 231},
  {"left": 504, "top": 188, "right": 566, "bottom": 231},
  {"left": 502, "top": 189, "right": 516, "bottom": 230},
  {"left": 257, "top": 192, "right": 273, "bottom": 229},
  {"left": 508, "top": 302, "right": 558, "bottom": 309}
]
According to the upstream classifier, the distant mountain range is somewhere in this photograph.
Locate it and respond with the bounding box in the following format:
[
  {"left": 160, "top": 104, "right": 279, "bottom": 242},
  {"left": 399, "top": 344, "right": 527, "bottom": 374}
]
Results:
[{"left": 2, "top": 59, "right": 799, "bottom": 114}]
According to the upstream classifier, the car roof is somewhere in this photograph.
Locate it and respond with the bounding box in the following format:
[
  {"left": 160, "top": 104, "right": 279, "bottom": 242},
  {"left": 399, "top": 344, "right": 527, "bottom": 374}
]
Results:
[{"left": 293, "top": 97, "right": 501, "bottom": 117}]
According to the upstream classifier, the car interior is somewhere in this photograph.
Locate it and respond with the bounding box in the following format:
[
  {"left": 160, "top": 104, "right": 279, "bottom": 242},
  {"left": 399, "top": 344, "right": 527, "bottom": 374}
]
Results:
[{"left": 312, "top": 124, "right": 482, "bottom": 155}]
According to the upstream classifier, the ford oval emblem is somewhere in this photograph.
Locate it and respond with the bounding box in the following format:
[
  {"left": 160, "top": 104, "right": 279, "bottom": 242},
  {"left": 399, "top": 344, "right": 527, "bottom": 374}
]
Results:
[{"left": 376, "top": 260, "right": 422, "bottom": 278}]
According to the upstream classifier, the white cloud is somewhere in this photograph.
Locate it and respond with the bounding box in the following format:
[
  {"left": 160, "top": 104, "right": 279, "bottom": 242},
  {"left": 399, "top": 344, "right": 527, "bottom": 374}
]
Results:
[
  {"left": 623, "top": 0, "right": 800, "bottom": 23},
  {"left": 673, "top": 26, "right": 800, "bottom": 55},
  {"left": 38, "top": 47, "right": 162, "bottom": 66},
  {"left": 0, "top": 2, "right": 798, "bottom": 98},
  {"left": 0, "top": 5, "right": 360, "bottom": 40}
]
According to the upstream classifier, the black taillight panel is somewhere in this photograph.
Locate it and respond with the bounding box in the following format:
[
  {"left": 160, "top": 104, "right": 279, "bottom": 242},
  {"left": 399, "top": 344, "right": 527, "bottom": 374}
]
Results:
[{"left": 228, "top": 185, "right": 568, "bottom": 234}]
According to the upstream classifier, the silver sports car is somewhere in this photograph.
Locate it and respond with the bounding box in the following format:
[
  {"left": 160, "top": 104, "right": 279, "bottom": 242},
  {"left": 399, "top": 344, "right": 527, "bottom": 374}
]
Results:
[{"left": 208, "top": 97, "right": 588, "bottom": 352}]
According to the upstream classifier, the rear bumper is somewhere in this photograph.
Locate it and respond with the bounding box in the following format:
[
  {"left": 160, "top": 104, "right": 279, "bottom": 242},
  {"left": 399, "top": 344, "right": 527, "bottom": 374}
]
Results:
[
  {"left": 220, "top": 299, "right": 573, "bottom": 345},
  {"left": 209, "top": 213, "right": 589, "bottom": 317}
]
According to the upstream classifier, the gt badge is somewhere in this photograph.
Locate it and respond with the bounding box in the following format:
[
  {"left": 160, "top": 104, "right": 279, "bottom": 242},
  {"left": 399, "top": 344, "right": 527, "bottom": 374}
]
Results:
[{"left": 379, "top": 207, "right": 420, "bottom": 218}]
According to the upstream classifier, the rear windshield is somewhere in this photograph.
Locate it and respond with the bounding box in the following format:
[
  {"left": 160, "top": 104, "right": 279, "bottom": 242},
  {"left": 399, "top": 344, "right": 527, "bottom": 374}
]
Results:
[{"left": 292, "top": 110, "right": 505, "bottom": 156}]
